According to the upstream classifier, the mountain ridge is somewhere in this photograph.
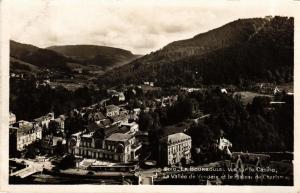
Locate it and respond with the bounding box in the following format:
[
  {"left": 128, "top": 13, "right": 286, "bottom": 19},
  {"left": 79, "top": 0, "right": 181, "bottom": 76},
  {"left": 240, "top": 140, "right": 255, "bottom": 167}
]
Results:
[
  {"left": 10, "top": 40, "right": 141, "bottom": 75},
  {"left": 100, "top": 16, "right": 293, "bottom": 87}
]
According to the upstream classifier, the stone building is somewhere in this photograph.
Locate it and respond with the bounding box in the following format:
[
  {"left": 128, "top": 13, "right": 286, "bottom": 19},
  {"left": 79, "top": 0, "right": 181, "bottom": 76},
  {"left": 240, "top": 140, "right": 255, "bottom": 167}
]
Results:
[
  {"left": 9, "top": 121, "right": 42, "bottom": 151},
  {"left": 158, "top": 133, "right": 192, "bottom": 166},
  {"left": 68, "top": 125, "right": 142, "bottom": 163},
  {"left": 34, "top": 112, "right": 54, "bottom": 129}
]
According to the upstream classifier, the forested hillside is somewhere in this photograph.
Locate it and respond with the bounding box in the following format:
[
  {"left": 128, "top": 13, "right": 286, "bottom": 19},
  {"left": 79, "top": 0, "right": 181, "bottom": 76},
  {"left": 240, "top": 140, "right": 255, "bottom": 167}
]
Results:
[{"left": 101, "top": 16, "right": 294, "bottom": 87}]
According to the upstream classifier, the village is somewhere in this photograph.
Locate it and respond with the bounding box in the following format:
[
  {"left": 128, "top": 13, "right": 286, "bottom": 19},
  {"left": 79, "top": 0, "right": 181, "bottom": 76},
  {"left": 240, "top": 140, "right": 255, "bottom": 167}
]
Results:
[{"left": 8, "top": 75, "right": 293, "bottom": 185}]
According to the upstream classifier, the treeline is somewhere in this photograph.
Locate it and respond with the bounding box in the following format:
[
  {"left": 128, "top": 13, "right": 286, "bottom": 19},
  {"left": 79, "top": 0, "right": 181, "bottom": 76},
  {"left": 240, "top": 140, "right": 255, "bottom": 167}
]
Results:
[{"left": 10, "top": 77, "right": 107, "bottom": 121}]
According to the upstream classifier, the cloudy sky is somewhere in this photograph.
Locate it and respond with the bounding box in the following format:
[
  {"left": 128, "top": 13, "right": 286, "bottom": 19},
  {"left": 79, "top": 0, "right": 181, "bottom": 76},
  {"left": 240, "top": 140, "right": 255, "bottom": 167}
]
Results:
[{"left": 7, "top": 0, "right": 294, "bottom": 54}]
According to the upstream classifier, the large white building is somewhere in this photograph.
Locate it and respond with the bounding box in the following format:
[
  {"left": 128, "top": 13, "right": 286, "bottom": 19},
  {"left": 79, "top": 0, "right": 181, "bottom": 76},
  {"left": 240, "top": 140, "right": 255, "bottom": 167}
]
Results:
[
  {"left": 68, "top": 122, "right": 142, "bottom": 163},
  {"left": 9, "top": 121, "right": 42, "bottom": 151},
  {"left": 158, "top": 133, "right": 192, "bottom": 166}
]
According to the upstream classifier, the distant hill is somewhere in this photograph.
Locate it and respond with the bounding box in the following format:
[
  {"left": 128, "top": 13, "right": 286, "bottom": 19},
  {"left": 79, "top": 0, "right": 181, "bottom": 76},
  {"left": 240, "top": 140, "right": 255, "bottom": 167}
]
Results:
[
  {"left": 10, "top": 41, "right": 140, "bottom": 76},
  {"left": 47, "top": 45, "right": 140, "bottom": 70},
  {"left": 10, "top": 40, "right": 70, "bottom": 73},
  {"left": 101, "top": 16, "right": 294, "bottom": 87}
]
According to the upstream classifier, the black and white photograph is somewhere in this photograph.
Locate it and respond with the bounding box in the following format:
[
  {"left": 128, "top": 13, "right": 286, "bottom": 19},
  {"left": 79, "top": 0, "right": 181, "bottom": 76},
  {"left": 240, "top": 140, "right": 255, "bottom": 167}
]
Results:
[{"left": 0, "top": 0, "right": 299, "bottom": 192}]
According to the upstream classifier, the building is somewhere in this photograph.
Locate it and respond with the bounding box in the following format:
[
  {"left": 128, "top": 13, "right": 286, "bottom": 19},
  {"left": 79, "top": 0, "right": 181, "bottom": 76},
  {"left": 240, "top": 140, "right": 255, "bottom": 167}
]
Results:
[
  {"left": 88, "top": 112, "right": 106, "bottom": 123},
  {"left": 53, "top": 115, "right": 66, "bottom": 131},
  {"left": 158, "top": 133, "right": 192, "bottom": 166},
  {"left": 133, "top": 108, "right": 141, "bottom": 115},
  {"left": 105, "top": 133, "right": 141, "bottom": 162},
  {"left": 105, "top": 105, "right": 120, "bottom": 117},
  {"left": 9, "top": 121, "right": 42, "bottom": 151},
  {"left": 112, "top": 92, "right": 126, "bottom": 102},
  {"left": 111, "top": 114, "right": 128, "bottom": 126},
  {"left": 41, "top": 136, "right": 65, "bottom": 154},
  {"left": 9, "top": 112, "right": 16, "bottom": 125},
  {"left": 121, "top": 122, "right": 139, "bottom": 133},
  {"left": 68, "top": 125, "right": 142, "bottom": 163},
  {"left": 34, "top": 112, "right": 54, "bottom": 129},
  {"left": 217, "top": 137, "right": 232, "bottom": 156}
]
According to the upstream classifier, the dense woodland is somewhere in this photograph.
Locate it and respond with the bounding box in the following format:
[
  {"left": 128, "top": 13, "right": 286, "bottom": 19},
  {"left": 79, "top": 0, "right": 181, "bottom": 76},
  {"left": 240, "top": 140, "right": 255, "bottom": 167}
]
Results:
[{"left": 10, "top": 77, "right": 107, "bottom": 121}]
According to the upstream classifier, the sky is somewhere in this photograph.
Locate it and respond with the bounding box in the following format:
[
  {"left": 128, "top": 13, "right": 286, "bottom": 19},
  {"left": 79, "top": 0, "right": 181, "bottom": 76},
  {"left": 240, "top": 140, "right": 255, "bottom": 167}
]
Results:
[{"left": 7, "top": 0, "right": 295, "bottom": 55}]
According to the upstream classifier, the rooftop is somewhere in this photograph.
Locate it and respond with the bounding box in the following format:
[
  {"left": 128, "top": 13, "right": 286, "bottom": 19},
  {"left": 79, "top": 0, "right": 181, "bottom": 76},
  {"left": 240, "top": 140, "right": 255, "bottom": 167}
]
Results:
[
  {"left": 105, "top": 105, "right": 120, "bottom": 111},
  {"left": 161, "top": 132, "right": 191, "bottom": 145},
  {"left": 11, "top": 121, "right": 41, "bottom": 134},
  {"left": 119, "top": 126, "right": 130, "bottom": 134},
  {"left": 34, "top": 113, "right": 54, "bottom": 122},
  {"left": 121, "top": 122, "right": 138, "bottom": 127},
  {"left": 163, "top": 122, "right": 191, "bottom": 136},
  {"left": 82, "top": 132, "right": 95, "bottom": 138},
  {"left": 106, "top": 133, "right": 133, "bottom": 142},
  {"left": 111, "top": 114, "right": 128, "bottom": 122}
]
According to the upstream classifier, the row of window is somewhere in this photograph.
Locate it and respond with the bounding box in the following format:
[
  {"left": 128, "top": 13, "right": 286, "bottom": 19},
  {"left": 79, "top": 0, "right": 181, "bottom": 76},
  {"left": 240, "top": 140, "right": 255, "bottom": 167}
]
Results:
[
  {"left": 78, "top": 149, "right": 125, "bottom": 162},
  {"left": 168, "top": 142, "right": 191, "bottom": 154},
  {"left": 18, "top": 133, "right": 40, "bottom": 144},
  {"left": 169, "top": 155, "right": 190, "bottom": 165},
  {"left": 80, "top": 141, "right": 131, "bottom": 153}
]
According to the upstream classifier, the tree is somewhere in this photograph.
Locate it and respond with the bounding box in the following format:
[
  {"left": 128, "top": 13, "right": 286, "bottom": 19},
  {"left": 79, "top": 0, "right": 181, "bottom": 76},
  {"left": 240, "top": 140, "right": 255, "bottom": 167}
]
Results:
[
  {"left": 48, "top": 120, "right": 60, "bottom": 136},
  {"left": 138, "top": 112, "right": 154, "bottom": 131},
  {"left": 57, "top": 154, "right": 76, "bottom": 169}
]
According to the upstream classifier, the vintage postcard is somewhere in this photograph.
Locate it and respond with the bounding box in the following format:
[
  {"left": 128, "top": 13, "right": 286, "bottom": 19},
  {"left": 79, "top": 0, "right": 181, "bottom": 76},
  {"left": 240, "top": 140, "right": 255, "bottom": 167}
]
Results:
[{"left": 0, "top": 0, "right": 299, "bottom": 192}]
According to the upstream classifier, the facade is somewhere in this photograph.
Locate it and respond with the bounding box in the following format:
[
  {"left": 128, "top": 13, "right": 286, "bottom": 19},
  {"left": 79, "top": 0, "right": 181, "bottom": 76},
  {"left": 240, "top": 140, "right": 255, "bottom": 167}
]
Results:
[
  {"left": 53, "top": 115, "right": 66, "bottom": 132},
  {"left": 112, "top": 92, "right": 126, "bottom": 102},
  {"left": 9, "top": 121, "right": 42, "bottom": 151},
  {"left": 105, "top": 105, "right": 120, "bottom": 117},
  {"left": 218, "top": 137, "right": 232, "bottom": 156},
  {"left": 9, "top": 112, "right": 16, "bottom": 125},
  {"left": 158, "top": 133, "right": 192, "bottom": 166},
  {"left": 105, "top": 133, "right": 141, "bottom": 162},
  {"left": 68, "top": 126, "right": 142, "bottom": 163},
  {"left": 34, "top": 112, "right": 54, "bottom": 129}
]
